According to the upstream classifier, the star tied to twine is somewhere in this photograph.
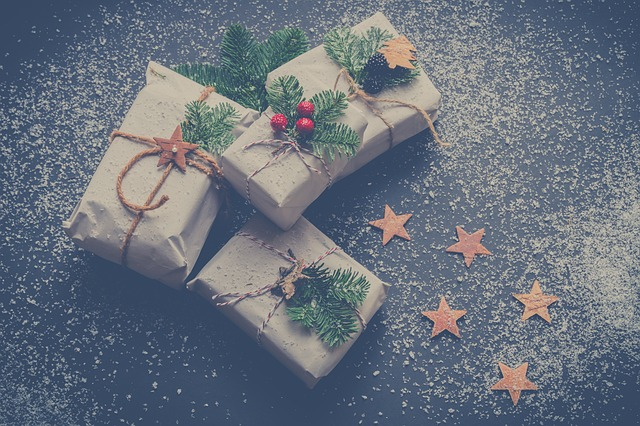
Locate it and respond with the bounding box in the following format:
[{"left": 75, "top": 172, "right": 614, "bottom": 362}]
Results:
[
  {"left": 491, "top": 362, "right": 538, "bottom": 406},
  {"left": 154, "top": 126, "right": 199, "bottom": 172},
  {"left": 368, "top": 204, "right": 412, "bottom": 246},
  {"left": 110, "top": 86, "right": 224, "bottom": 266},
  {"left": 446, "top": 226, "right": 492, "bottom": 267},
  {"left": 513, "top": 280, "right": 559, "bottom": 323},
  {"left": 422, "top": 296, "right": 467, "bottom": 338}
]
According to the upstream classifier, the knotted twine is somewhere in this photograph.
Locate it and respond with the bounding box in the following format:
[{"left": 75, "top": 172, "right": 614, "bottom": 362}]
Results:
[
  {"left": 110, "top": 86, "right": 224, "bottom": 266},
  {"left": 334, "top": 68, "right": 449, "bottom": 148},
  {"left": 211, "top": 232, "right": 368, "bottom": 345},
  {"left": 242, "top": 135, "right": 333, "bottom": 202}
]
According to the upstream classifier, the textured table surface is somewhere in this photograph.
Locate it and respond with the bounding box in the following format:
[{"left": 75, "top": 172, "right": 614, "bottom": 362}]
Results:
[{"left": 1, "top": 0, "right": 639, "bottom": 425}]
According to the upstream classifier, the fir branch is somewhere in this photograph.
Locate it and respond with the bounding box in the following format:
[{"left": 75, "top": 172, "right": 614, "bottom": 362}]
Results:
[
  {"left": 309, "top": 122, "right": 360, "bottom": 162},
  {"left": 324, "top": 27, "right": 393, "bottom": 84},
  {"left": 173, "top": 26, "right": 309, "bottom": 112},
  {"left": 326, "top": 268, "right": 370, "bottom": 308},
  {"left": 286, "top": 303, "right": 318, "bottom": 329},
  {"left": 314, "top": 300, "right": 360, "bottom": 348},
  {"left": 325, "top": 26, "right": 421, "bottom": 91},
  {"left": 262, "top": 28, "right": 310, "bottom": 73},
  {"left": 266, "top": 75, "right": 305, "bottom": 122},
  {"left": 286, "top": 263, "right": 370, "bottom": 347},
  {"left": 323, "top": 28, "right": 364, "bottom": 80},
  {"left": 361, "top": 27, "right": 393, "bottom": 61},
  {"left": 309, "top": 90, "right": 349, "bottom": 126},
  {"left": 219, "top": 24, "right": 259, "bottom": 78},
  {"left": 181, "top": 101, "right": 240, "bottom": 155}
]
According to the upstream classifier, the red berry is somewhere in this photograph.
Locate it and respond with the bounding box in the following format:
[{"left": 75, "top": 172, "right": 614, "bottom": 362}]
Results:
[
  {"left": 270, "top": 113, "right": 288, "bottom": 132},
  {"left": 296, "top": 118, "right": 314, "bottom": 134},
  {"left": 296, "top": 101, "right": 315, "bottom": 118}
]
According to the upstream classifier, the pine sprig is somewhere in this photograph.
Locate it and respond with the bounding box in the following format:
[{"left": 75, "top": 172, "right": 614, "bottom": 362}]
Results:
[
  {"left": 266, "top": 75, "right": 360, "bottom": 161},
  {"left": 324, "top": 26, "right": 420, "bottom": 91},
  {"left": 173, "top": 26, "right": 309, "bottom": 112},
  {"left": 324, "top": 27, "right": 393, "bottom": 85},
  {"left": 309, "top": 90, "right": 349, "bottom": 126},
  {"left": 266, "top": 75, "right": 304, "bottom": 123},
  {"left": 261, "top": 28, "right": 310, "bottom": 74},
  {"left": 181, "top": 101, "right": 240, "bottom": 155},
  {"left": 286, "top": 264, "right": 370, "bottom": 347},
  {"left": 309, "top": 122, "right": 360, "bottom": 162}
]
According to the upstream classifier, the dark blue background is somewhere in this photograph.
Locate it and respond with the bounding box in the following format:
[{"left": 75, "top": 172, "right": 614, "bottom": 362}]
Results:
[{"left": 1, "top": 0, "right": 639, "bottom": 425}]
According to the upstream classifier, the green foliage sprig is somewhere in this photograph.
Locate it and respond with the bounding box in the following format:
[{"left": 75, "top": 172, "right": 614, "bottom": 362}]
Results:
[
  {"left": 181, "top": 101, "right": 240, "bottom": 155},
  {"left": 266, "top": 75, "right": 360, "bottom": 161},
  {"left": 173, "top": 26, "right": 309, "bottom": 112},
  {"left": 324, "top": 26, "right": 420, "bottom": 91},
  {"left": 286, "top": 263, "right": 370, "bottom": 347}
]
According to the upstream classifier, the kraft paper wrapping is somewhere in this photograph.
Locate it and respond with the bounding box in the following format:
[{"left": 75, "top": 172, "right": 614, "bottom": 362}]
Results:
[
  {"left": 187, "top": 215, "right": 389, "bottom": 388},
  {"left": 63, "top": 61, "right": 260, "bottom": 289},
  {"left": 221, "top": 106, "right": 367, "bottom": 231},
  {"left": 222, "top": 12, "right": 441, "bottom": 231}
]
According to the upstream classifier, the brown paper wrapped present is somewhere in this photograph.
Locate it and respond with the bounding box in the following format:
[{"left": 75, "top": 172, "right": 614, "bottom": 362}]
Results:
[
  {"left": 187, "top": 214, "right": 389, "bottom": 388},
  {"left": 63, "top": 62, "right": 259, "bottom": 289}
]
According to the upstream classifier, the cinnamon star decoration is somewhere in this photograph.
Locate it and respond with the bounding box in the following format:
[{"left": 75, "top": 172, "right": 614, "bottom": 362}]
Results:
[
  {"left": 422, "top": 296, "right": 467, "bottom": 338},
  {"left": 446, "top": 226, "right": 492, "bottom": 267},
  {"left": 513, "top": 280, "right": 559, "bottom": 323},
  {"left": 154, "top": 125, "right": 199, "bottom": 172},
  {"left": 368, "top": 204, "right": 412, "bottom": 246},
  {"left": 491, "top": 362, "right": 538, "bottom": 406}
]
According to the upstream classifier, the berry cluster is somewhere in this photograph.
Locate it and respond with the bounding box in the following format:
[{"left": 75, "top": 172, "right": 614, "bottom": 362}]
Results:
[
  {"left": 362, "top": 52, "right": 410, "bottom": 94},
  {"left": 270, "top": 101, "right": 316, "bottom": 135}
]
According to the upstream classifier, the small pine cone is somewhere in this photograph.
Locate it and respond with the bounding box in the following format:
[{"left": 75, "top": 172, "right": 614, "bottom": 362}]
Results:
[
  {"left": 364, "top": 52, "right": 389, "bottom": 77},
  {"left": 362, "top": 77, "right": 384, "bottom": 94}
]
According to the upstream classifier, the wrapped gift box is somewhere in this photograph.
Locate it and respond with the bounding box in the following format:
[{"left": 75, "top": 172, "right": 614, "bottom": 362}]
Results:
[
  {"left": 222, "top": 12, "right": 441, "bottom": 230},
  {"left": 63, "top": 61, "right": 259, "bottom": 289},
  {"left": 187, "top": 214, "right": 389, "bottom": 388}
]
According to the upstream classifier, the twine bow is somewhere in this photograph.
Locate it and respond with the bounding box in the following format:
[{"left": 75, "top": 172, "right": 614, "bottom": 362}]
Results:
[
  {"left": 334, "top": 68, "right": 449, "bottom": 147},
  {"left": 211, "top": 232, "right": 367, "bottom": 345},
  {"left": 242, "top": 135, "right": 332, "bottom": 202},
  {"left": 110, "top": 86, "right": 224, "bottom": 266}
]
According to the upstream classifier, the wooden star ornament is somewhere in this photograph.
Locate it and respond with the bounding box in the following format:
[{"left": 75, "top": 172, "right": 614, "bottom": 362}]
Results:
[
  {"left": 491, "top": 362, "right": 538, "bottom": 405},
  {"left": 513, "top": 280, "right": 559, "bottom": 323},
  {"left": 154, "top": 125, "right": 199, "bottom": 172},
  {"left": 377, "top": 35, "right": 417, "bottom": 69},
  {"left": 368, "top": 205, "right": 412, "bottom": 246},
  {"left": 422, "top": 296, "right": 467, "bottom": 338},
  {"left": 446, "top": 226, "right": 492, "bottom": 267}
]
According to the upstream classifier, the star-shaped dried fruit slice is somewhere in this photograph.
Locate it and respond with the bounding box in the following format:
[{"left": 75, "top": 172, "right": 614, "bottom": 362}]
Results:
[
  {"left": 368, "top": 204, "right": 412, "bottom": 246},
  {"left": 491, "top": 362, "right": 538, "bottom": 405},
  {"left": 513, "top": 280, "right": 559, "bottom": 323},
  {"left": 446, "top": 226, "right": 492, "bottom": 267},
  {"left": 154, "top": 125, "right": 199, "bottom": 172},
  {"left": 422, "top": 296, "right": 467, "bottom": 338}
]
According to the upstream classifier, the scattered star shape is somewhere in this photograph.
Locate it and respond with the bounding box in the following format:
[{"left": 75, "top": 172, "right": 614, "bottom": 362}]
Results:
[
  {"left": 446, "top": 226, "right": 492, "bottom": 267},
  {"left": 513, "top": 280, "right": 559, "bottom": 323},
  {"left": 421, "top": 296, "right": 467, "bottom": 338},
  {"left": 491, "top": 362, "right": 538, "bottom": 405},
  {"left": 154, "top": 125, "right": 199, "bottom": 172},
  {"left": 368, "top": 204, "right": 412, "bottom": 246}
]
